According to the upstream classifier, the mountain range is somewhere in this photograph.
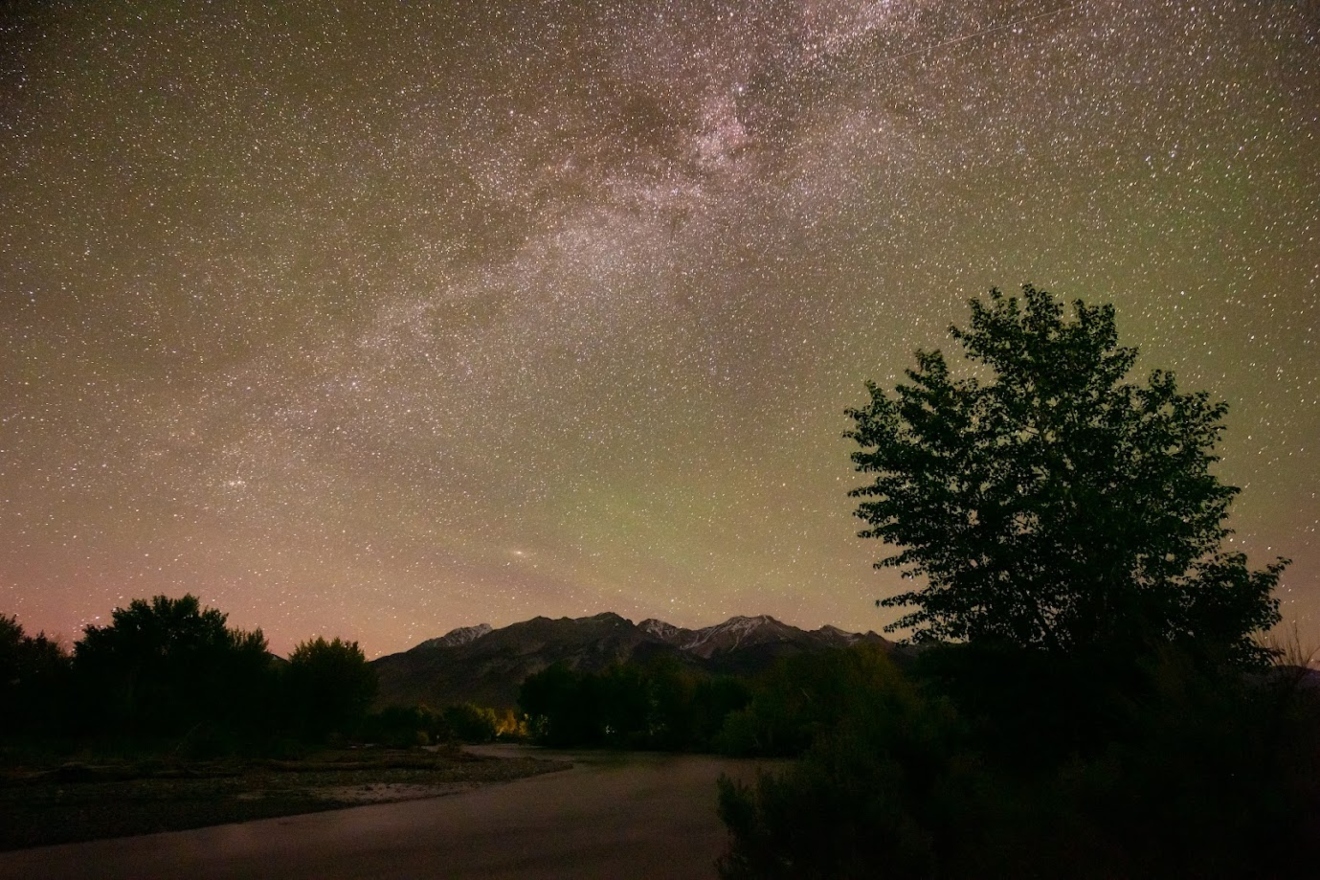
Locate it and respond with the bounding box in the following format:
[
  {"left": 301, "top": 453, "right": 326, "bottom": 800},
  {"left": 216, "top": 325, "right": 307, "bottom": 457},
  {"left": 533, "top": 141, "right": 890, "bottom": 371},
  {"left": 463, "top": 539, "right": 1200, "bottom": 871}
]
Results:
[{"left": 371, "top": 613, "right": 890, "bottom": 710}]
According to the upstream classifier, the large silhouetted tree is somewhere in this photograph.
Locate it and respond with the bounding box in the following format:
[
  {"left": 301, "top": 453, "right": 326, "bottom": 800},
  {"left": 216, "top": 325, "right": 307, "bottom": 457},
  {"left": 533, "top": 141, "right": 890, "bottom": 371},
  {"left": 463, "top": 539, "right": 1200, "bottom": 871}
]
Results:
[
  {"left": 72, "top": 594, "right": 271, "bottom": 736},
  {"left": 846, "top": 285, "right": 1284, "bottom": 664},
  {"left": 285, "top": 636, "right": 377, "bottom": 739}
]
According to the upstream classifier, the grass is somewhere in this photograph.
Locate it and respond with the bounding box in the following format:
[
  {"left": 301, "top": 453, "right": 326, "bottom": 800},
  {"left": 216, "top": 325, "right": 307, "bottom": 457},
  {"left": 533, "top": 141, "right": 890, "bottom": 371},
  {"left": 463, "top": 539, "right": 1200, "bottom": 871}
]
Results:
[{"left": 0, "top": 746, "right": 568, "bottom": 851}]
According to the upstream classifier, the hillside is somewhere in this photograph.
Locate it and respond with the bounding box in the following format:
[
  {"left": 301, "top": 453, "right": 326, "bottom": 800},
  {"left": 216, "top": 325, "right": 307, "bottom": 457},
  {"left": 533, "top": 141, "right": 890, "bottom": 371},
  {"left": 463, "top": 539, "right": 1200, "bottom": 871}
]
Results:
[{"left": 371, "top": 613, "right": 889, "bottom": 710}]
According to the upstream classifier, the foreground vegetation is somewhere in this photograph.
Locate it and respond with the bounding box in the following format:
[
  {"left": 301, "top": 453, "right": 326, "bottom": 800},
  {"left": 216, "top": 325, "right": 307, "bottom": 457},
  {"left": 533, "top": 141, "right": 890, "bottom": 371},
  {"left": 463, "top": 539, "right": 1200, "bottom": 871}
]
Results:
[
  {"left": 716, "top": 642, "right": 1320, "bottom": 878},
  {"left": 714, "top": 287, "right": 1309, "bottom": 878},
  {"left": 506, "top": 634, "right": 1320, "bottom": 875}
]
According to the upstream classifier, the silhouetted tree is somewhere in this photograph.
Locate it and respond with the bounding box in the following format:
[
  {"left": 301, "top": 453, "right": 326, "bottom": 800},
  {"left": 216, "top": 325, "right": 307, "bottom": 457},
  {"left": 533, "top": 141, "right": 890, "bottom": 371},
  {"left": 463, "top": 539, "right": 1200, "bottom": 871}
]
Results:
[
  {"left": 846, "top": 285, "right": 1283, "bottom": 664},
  {"left": 0, "top": 614, "right": 71, "bottom": 736},
  {"left": 72, "top": 595, "right": 271, "bottom": 738},
  {"left": 600, "top": 663, "right": 651, "bottom": 745},
  {"left": 285, "top": 636, "right": 377, "bottom": 740},
  {"left": 645, "top": 657, "right": 700, "bottom": 749},
  {"left": 519, "top": 663, "right": 602, "bottom": 746}
]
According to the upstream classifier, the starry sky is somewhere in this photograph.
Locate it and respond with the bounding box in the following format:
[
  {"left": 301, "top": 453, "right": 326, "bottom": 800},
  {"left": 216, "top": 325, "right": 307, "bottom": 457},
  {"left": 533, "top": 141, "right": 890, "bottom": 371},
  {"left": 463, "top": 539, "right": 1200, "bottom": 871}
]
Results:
[{"left": 1, "top": 0, "right": 1316, "bottom": 657}]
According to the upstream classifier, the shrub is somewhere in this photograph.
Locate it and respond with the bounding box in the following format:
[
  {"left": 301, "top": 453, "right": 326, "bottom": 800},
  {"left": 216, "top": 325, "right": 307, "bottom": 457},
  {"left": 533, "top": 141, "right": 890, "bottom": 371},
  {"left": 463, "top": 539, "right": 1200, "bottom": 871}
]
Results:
[
  {"left": 717, "top": 655, "right": 970, "bottom": 879},
  {"left": 361, "top": 705, "right": 450, "bottom": 747},
  {"left": 443, "top": 703, "right": 499, "bottom": 743},
  {"left": 716, "top": 643, "right": 904, "bottom": 757},
  {"left": 718, "top": 643, "right": 1320, "bottom": 878}
]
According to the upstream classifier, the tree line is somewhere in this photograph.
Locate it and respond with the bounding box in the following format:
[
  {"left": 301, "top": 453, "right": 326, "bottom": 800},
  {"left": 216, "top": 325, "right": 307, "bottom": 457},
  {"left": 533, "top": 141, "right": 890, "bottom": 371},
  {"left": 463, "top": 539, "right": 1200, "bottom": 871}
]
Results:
[
  {"left": 0, "top": 595, "right": 379, "bottom": 755},
  {"left": 514, "top": 644, "right": 919, "bottom": 758},
  {"left": 518, "top": 656, "right": 750, "bottom": 750}
]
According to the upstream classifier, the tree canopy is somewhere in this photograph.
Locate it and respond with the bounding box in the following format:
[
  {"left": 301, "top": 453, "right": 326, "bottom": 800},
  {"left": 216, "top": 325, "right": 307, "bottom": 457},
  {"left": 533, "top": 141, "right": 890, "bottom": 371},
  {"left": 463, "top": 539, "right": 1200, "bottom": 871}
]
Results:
[
  {"left": 73, "top": 594, "right": 271, "bottom": 734},
  {"left": 0, "top": 614, "right": 69, "bottom": 734},
  {"left": 846, "top": 285, "right": 1284, "bottom": 663},
  {"left": 285, "top": 636, "right": 377, "bottom": 739},
  {"left": 3, "top": 594, "right": 388, "bottom": 748}
]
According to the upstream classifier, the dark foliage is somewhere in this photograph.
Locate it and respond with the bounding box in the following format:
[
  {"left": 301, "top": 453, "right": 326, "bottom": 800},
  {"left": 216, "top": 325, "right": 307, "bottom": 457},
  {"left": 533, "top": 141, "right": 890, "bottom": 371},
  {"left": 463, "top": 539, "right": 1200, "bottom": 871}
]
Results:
[
  {"left": 285, "top": 636, "right": 378, "bottom": 741},
  {"left": 2, "top": 597, "right": 395, "bottom": 758},
  {"left": 442, "top": 703, "right": 500, "bottom": 743},
  {"left": 718, "top": 646, "right": 1320, "bottom": 879},
  {"left": 846, "top": 285, "right": 1283, "bottom": 663},
  {"left": 361, "top": 704, "right": 452, "bottom": 747},
  {"left": 323, "top": 701, "right": 513, "bottom": 748},
  {"left": 717, "top": 658, "right": 968, "bottom": 880},
  {"left": 717, "top": 642, "right": 907, "bottom": 758},
  {"left": 519, "top": 662, "right": 597, "bottom": 747},
  {"left": 717, "top": 288, "right": 1306, "bottom": 877},
  {"left": 0, "top": 614, "right": 71, "bottom": 736},
  {"left": 71, "top": 595, "right": 273, "bottom": 739},
  {"left": 518, "top": 658, "right": 749, "bottom": 750}
]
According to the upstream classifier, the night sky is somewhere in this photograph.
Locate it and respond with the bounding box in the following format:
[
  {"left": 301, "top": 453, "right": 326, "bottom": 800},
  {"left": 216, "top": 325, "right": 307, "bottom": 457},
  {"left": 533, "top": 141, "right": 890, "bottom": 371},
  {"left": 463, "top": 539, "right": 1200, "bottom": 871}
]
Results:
[{"left": 2, "top": 1, "right": 1316, "bottom": 657}]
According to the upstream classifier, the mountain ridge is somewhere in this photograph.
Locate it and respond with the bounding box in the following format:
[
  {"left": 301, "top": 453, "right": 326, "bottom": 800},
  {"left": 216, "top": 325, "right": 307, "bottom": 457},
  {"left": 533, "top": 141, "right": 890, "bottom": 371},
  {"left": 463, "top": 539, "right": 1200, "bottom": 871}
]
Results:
[{"left": 371, "top": 613, "right": 890, "bottom": 710}]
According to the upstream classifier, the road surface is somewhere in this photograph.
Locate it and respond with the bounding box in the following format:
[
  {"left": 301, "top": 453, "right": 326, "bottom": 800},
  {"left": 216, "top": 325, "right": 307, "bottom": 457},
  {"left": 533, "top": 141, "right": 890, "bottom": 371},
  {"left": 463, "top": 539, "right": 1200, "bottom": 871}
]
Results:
[{"left": 0, "top": 747, "right": 778, "bottom": 880}]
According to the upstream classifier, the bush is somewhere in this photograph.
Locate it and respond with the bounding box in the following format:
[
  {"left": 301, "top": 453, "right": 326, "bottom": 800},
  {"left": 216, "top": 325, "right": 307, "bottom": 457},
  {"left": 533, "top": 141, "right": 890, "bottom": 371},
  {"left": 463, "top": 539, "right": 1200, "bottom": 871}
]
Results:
[
  {"left": 717, "top": 643, "right": 1320, "bottom": 878},
  {"left": 717, "top": 654, "right": 971, "bottom": 879},
  {"left": 361, "top": 705, "right": 450, "bottom": 747},
  {"left": 443, "top": 703, "right": 499, "bottom": 743},
  {"left": 716, "top": 643, "right": 904, "bottom": 757}
]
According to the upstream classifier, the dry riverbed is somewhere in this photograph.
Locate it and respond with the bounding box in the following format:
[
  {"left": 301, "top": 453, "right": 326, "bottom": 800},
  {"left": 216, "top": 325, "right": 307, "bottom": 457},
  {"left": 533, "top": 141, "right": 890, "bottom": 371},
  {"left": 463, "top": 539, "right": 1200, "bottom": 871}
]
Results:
[{"left": 0, "top": 747, "right": 567, "bottom": 851}]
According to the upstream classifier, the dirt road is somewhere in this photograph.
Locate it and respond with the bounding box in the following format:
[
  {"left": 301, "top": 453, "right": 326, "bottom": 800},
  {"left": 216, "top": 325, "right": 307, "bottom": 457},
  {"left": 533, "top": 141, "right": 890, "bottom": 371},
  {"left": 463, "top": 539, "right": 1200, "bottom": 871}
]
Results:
[{"left": 0, "top": 748, "right": 777, "bottom": 879}]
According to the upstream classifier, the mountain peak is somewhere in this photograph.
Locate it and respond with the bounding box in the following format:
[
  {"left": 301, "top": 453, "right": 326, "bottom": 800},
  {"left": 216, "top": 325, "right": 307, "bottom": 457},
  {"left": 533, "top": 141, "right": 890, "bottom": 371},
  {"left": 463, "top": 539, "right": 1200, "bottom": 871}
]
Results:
[
  {"left": 812, "top": 624, "right": 867, "bottom": 647},
  {"left": 376, "top": 613, "right": 889, "bottom": 710},
  {"left": 638, "top": 618, "right": 689, "bottom": 641},
  {"left": 720, "top": 614, "right": 788, "bottom": 631},
  {"left": 677, "top": 615, "right": 796, "bottom": 657},
  {"left": 414, "top": 622, "right": 492, "bottom": 650}
]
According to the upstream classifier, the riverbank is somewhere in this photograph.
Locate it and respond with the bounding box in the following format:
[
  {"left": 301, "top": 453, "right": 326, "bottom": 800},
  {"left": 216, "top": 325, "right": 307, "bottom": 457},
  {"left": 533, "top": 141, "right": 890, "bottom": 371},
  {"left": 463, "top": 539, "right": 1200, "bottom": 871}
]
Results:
[
  {"left": 0, "top": 746, "right": 780, "bottom": 879},
  {"left": 0, "top": 745, "right": 566, "bottom": 851}
]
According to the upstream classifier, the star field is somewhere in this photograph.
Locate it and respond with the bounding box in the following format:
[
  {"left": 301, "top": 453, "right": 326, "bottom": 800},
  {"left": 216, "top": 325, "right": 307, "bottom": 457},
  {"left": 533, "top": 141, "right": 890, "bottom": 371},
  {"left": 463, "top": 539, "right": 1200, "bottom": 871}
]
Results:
[{"left": 1, "top": 1, "right": 1316, "bottom": 656}]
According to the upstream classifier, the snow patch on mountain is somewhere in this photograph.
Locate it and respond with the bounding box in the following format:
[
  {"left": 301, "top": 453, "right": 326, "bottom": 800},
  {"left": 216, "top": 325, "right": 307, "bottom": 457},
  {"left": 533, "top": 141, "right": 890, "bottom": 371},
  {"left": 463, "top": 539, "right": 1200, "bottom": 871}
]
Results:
[
  {"left": 638, "top": 618, "right": 689, "bottom": 643},
  {"left": 417, "top": 623, "right": 492, "bottom": 650},
  {"left": 407, "top": 615, "right": 881, "bottom": 658},
  {"left": 813, "top": 624, "right": 863, "bottom": 646},
  {"left": 681, "top": 615, "right": 788, "bottom": 656}
]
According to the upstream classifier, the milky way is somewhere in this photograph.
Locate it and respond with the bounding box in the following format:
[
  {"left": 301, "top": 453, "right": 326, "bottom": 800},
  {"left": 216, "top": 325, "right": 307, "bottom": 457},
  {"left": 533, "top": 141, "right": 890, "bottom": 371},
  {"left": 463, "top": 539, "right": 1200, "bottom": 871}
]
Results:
[{"left": 2, "top": 1, "right": 1316, "bottom": 656}]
